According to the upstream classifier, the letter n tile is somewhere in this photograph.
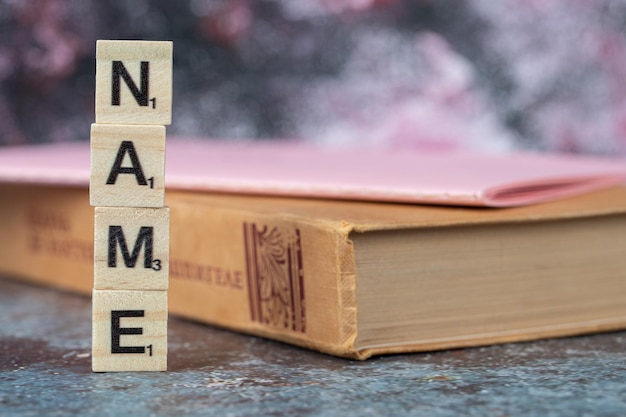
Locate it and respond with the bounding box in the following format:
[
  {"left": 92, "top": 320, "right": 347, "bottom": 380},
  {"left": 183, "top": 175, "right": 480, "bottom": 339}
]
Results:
[{"left": 95, "top": 40, "right": 173, "bottom": 125}]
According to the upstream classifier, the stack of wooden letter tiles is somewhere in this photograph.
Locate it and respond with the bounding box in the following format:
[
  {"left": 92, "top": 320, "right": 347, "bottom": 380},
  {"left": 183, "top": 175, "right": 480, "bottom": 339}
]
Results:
[{"left": 90, "top": 40, "right": 173, "bottom": 372}]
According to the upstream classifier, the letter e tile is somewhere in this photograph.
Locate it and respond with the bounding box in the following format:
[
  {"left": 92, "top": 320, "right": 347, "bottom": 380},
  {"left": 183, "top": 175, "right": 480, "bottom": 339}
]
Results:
[{"left": 92, "top": 289, "right": 167, "bottom": 372}]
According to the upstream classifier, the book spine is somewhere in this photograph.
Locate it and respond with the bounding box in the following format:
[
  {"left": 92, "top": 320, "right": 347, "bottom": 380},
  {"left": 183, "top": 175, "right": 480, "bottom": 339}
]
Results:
[{"left": 0, "top": 184, "right": 360, "bottom": 358}]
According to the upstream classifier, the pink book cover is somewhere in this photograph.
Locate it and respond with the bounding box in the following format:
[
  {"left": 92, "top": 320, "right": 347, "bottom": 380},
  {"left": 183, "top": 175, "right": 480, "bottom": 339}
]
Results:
[{"left": 0, "top": 139, "right": 625, "bottom": 207}]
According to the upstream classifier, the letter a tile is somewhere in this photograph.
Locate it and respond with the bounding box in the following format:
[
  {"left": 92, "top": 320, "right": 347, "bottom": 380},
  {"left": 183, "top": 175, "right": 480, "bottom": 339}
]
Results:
[
  {"left": 94, "top": 207, "right": 169, "bottom": 291},
  {"left": 90, "top": 123, "right": 165, "bottom": 208},
  {"left": 95, "top": 40, "right": 173, "bottom": 125},
  {"left": 92, "top": 289, "right": 167, "bottom": 372}
]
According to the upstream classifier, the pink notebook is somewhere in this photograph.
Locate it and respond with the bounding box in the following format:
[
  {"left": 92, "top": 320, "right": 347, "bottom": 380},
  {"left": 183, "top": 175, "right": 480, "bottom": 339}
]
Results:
[{"left": 0, "top": 140, "right": 625, "bottom": 207}]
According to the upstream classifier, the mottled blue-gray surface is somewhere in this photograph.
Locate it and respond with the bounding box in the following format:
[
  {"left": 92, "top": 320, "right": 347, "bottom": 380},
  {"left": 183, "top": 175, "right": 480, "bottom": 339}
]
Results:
[{"left": 1, "top": 277, "right": 626, "bottom": 417}]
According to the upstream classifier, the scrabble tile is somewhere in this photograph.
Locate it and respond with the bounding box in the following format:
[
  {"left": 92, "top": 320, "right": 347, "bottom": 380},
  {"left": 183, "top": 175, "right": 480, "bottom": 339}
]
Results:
[
  {"left": 94, "top": 207, "right": 169, "bottom": 291},
  {"left": 90, "top": 123, "right": 165, "bottom": 208},
  {"left": 92, "top": 289, "right": 167, "bottom": 372},
  {"left": 95, "top": 40, "right": 172, "bottom": 125}
]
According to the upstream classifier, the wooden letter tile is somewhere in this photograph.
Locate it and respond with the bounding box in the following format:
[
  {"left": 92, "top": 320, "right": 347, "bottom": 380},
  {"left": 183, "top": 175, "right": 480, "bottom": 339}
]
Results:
[
  {"left": 92, "top": 289, "right": 167, "bottom": 372},
  {"left": 95, "top": 40, "right": 172, "bottom": 125},
  {"left": 90, "top": 123, "right": 165, "bottom": 208},
  {"left": 94, "top": 207, "right": 169, "bottom": 291}
]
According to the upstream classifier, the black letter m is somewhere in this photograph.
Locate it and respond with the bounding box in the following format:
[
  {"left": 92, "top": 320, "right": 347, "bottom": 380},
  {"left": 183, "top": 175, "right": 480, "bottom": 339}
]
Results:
[
  {"left": 112, "top": 61, "right": 149, "bottom": 106},
  {"left": 108, "top": 226, "right": 154, "bottom": 268}
]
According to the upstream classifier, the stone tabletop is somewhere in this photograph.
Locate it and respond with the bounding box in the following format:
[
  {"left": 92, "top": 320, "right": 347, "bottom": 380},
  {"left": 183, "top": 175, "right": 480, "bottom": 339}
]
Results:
[{"left": 1, "top": 277, "right": 625, "bottom": 417}]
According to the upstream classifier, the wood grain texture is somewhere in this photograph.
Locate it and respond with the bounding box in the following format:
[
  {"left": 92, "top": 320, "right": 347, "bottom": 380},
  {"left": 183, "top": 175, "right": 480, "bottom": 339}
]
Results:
[
  {"left": 95, "top": 40, "right": 172, "bottom": 125},
  {"left": 90, "top": 123, "right": 165, "bottom": 208},
  {"left": 92, "top": 289, "right": 167, "bottom": 372},
  {"left": 94, "top": 206, "right": 169, "bottom": 291}
]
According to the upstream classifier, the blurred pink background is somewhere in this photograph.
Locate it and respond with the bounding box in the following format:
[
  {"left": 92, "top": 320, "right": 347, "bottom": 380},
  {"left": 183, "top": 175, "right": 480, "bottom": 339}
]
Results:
[{"left": 1, "top": 0, "right": 626, "bottom": 155}]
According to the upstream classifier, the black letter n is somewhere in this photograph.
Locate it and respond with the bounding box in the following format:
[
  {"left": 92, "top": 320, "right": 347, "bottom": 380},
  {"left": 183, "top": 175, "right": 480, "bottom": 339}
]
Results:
[
  {"left": 112, "top": 61, "right": 149, "bottom": 107},
  {"left": 108, "top": 226, "right": 154, "bottom": 268}
]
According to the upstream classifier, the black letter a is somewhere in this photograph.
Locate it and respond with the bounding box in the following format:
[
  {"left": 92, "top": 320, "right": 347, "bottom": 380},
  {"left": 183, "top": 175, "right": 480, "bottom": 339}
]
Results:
[
  {"left": 112, "top": 60, "right": 149, "bottom": 106},
  {"left": 106, "top": 141, "right": 148, "bottom": 186}
]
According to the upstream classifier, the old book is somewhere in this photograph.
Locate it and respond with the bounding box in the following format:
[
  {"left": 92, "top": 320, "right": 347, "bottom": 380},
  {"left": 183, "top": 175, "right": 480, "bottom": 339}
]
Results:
[{"left": 2, "top": 182, "right": 626, "bottom": 359}]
